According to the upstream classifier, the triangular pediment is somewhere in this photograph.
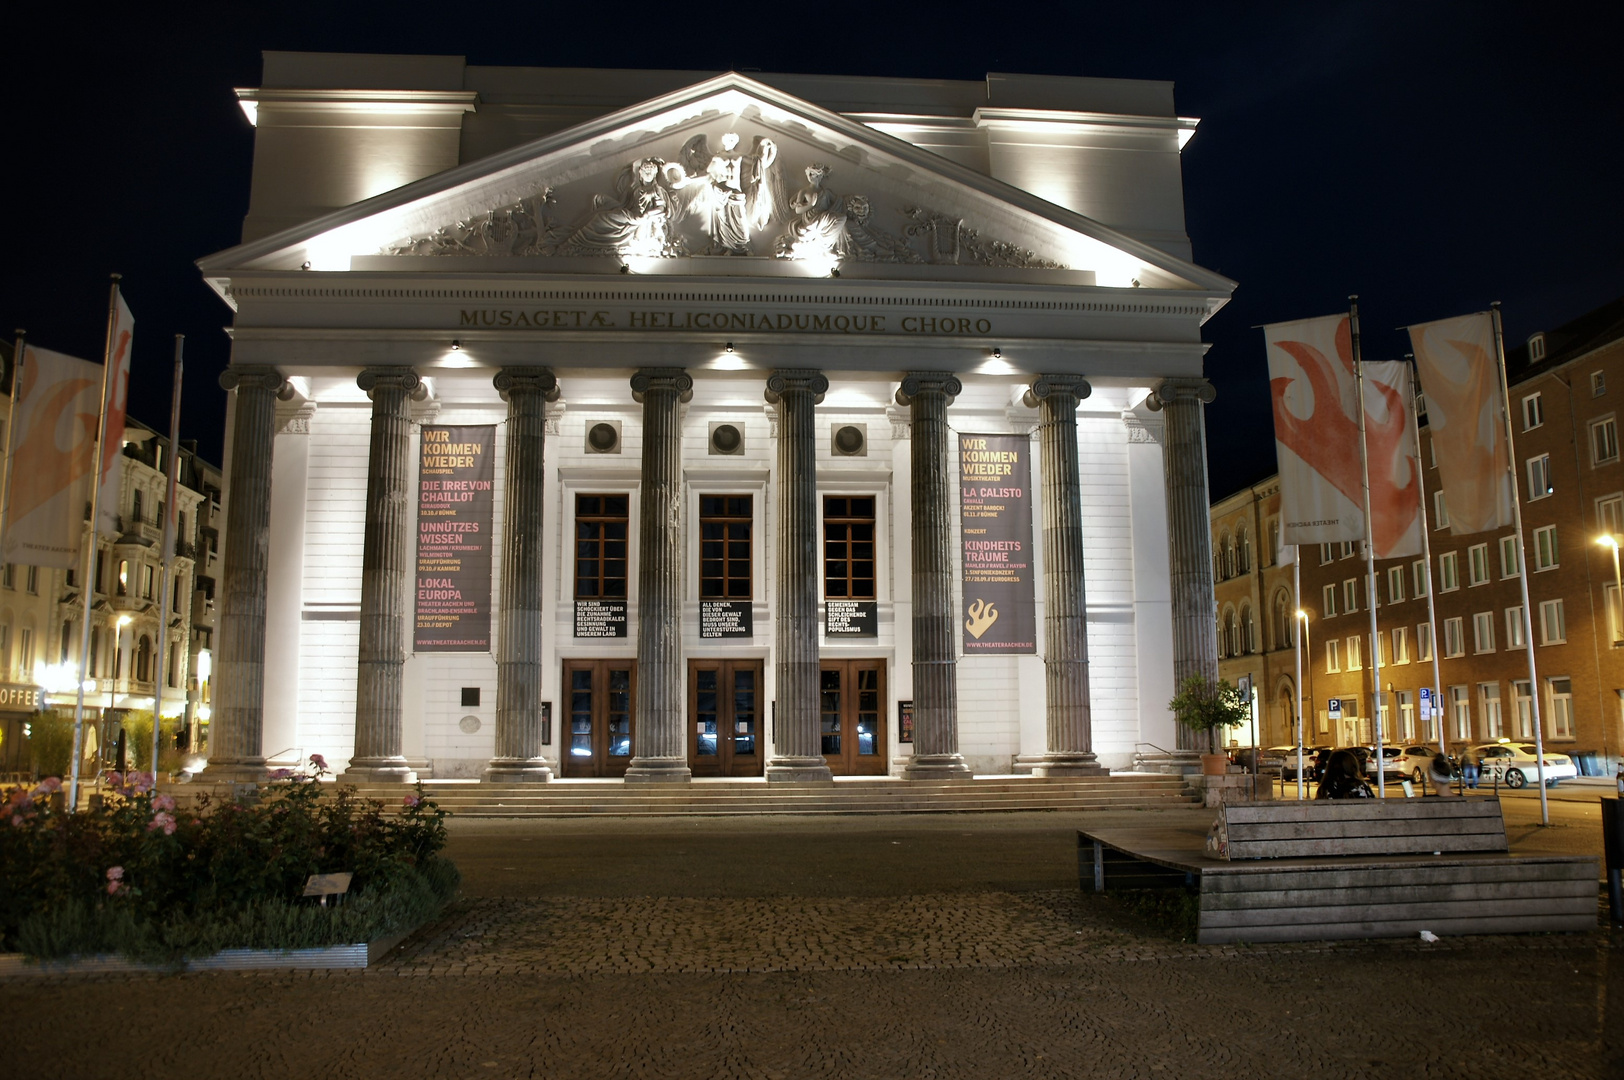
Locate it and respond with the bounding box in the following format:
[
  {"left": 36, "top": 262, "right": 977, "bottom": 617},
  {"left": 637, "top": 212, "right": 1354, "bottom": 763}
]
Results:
[{"left": 199, "top": 73, "right": 1233, "bottom": 297}]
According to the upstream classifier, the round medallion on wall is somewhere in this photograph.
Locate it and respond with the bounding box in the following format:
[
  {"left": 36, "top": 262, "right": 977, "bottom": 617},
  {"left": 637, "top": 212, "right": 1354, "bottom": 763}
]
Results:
[{"left": 459, "top": 715, "right": 482, "bottom": 734}]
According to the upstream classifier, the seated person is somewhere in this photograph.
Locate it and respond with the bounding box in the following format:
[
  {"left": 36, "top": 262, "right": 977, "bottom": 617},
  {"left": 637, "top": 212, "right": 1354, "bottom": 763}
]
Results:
[
  {"left": 1315, "top": 749, "right": 1375, "bottom": 799},
  {"left": 1429, "top": 752, "right": 1458, "bottom": 796}
]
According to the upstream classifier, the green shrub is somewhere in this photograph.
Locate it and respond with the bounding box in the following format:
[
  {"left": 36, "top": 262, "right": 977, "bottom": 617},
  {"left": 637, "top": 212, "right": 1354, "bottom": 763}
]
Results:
[{"left": 0, "top": 767, "right": 454, "bottom": 963}]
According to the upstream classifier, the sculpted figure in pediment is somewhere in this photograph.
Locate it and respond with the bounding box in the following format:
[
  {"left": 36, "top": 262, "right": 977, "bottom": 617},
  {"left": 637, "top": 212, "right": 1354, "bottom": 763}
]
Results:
[
  {"left": 559, "top": 157, "right": 687, "bottom": 257},
  {"left": 775, "top": 165, "right": 920, "bottom": 264},
  {"left": 666, "top": 133, "right": 785, "bottom": 255}
]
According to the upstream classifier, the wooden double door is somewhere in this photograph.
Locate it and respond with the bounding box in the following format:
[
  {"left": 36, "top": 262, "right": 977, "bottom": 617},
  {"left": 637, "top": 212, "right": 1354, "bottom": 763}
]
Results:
[
  {"left": 820, "top": 659, "right": 886, "bottom": 775},
  {"left": 562, "top": 659, "right": 635, "bottom": 778},
  {"left": 688, "top": 659, "right": 764, "bottom": 777}
]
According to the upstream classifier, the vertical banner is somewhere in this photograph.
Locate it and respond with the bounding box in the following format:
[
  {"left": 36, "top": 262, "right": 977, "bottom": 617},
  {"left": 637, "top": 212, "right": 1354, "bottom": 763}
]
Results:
[
  {"left": 414, "top": 425, "right": 496, "bottom": 652},
  {"left": 959, "top": 433, "right": 1036, "bottom": 653},
  {"left": 1407, "top": 312, "right": 1513, "bottom": 534},
  {"left": 2, "top": 346, "right": 103, "bottom": 567},
  {"left": 1265, "top": 313, "right": 1365, "bottom": 545},
  {"left": 96, "top": 292, "right": 134, "bottom": 536},
  {"left": 1359, "top": 360, "right": 1423, "bottom": 559}
]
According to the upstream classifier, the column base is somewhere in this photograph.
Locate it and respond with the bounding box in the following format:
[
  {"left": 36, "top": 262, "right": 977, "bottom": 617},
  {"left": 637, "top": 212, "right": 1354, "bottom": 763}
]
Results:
[
  {"left": 483, "top": 758, "right": 553, "bottom": 783},
  {"left": 341, "top": 757, "right": 419, "bottom": 784},
  {"left": 1031, "top": 753, "right": 1109, "bottom": 777},
  {"left": 765, "top": 756, "right": 834, "bottom": 783},
  {"left": 203, "top": 758, "right": 269, "bottom": 784},
  {"left": 623, "top": 757, "right": 692, "bottom": 783},
  {"left": 1130, "top": 750, "right": 1204, "bottom": 776},
  {"left": 902, "top": 754, "right": 974, "bottom": 781}
]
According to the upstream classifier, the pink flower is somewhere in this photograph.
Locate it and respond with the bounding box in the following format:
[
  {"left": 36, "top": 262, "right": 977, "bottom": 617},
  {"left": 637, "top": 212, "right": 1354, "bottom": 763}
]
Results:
[
  {"left": 107, "top": 880, "right": 121, "bottom": 895},
  {"left": 268, "top": 769, "right": 294, "bottom": 781},
  {"left": 309, "top": 754, "right": 329, "bottom": 772},
  {"left": 105, "top": 771, "right": 124, "bottom": 788},
  {"left": 38, "top": 777, "right": 62, "bottom": 793},
  {"left": 106, "top": 866, "right": 124, "bottom": 881},
  {"left": 10, "top": 814, "right": 23, "bottom": 827},
  {"left": 402, "top": 794, "right": 420, "bottom": 808},
  {"left": 153, "top": 794, "right": 175, "bottom": 812},
  {"left": 130, "top": 772, "right": 154, "bottom": 793},
  {"left": 148, "top": 812, "right": 176, "bottom": 835}
]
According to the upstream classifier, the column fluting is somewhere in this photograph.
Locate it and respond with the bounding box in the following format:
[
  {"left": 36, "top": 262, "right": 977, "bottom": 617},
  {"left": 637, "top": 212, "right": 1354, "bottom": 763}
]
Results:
[
  {"left": 624, "top": 368, "right": 693, "bottom": 782},
  {"left": 1028, "top": 375, "right": 1106, "bottom": 776},
  {"left": 486, "top": 368, "right": 560, "bottom": 782},
  {"left": 1155, "top": 378, "right": 1221, "bottom": 752},
  {"left": 345, "top": 367, "right": 423, "bottom": 782},
  {"left": 765, "top": 370, "right": 834, "bottom": 782},
  {"left": 209, "top": 366, "right": 290, "bottom": 781},
  {"left": 898, "top": 372, "right": 971, "bottom": 780}
]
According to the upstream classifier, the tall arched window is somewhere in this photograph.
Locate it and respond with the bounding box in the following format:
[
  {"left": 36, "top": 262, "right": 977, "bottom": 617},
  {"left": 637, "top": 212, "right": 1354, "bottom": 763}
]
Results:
[
  {"left": 1273, "top": 590, "right": 1292, "bottom": 651},
  {"left": 1217, "top": 532, "right": 1232, "bottom": 580},
  {"left": 1221, "top": 607, "right": 1236, "bottom": 658},
  {"left": 136, "top": 635, "right": 153, "bottom": 683},
  {"left": 1240, "top": 604, "right": 1256, "bottom": 654},
  {"left": 1237, "top": 526, "right": 1252, "bottom": 574}
]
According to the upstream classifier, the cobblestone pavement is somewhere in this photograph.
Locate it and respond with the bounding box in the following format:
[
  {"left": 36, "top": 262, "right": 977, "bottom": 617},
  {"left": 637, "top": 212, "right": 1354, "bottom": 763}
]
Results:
[{"left": 5, "top": 810, "right": 1621, "bottom": 1079}]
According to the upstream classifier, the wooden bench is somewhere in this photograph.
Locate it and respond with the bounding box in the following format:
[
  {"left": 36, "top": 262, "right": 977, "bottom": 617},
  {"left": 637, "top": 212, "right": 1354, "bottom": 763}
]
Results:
[{"left": 1080, "top": 798, "right": 1598, "bottom": 944}]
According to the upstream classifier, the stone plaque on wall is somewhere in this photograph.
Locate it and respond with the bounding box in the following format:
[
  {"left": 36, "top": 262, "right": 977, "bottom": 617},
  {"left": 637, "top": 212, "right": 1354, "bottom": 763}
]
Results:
[
  {"left": 700, "top": 600, "right": 753, "bottom": 639},
  {"left": 574, "top": 600, "right": 628, "bottom": 638},
  {"left": 825, "top": 600, "right": 877, "bottom": 637}
]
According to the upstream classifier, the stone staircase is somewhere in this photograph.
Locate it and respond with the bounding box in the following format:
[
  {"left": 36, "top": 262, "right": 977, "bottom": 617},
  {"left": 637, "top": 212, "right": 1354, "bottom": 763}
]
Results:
[{"left": 345, "top": 774, "right": 1198, "bottom": 817}]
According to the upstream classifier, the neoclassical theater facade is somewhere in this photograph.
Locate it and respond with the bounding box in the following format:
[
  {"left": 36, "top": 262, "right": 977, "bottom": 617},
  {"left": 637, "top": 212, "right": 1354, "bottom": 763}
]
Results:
[{"left": 196, "top": 53, "right": 1231, "bottom": 782}]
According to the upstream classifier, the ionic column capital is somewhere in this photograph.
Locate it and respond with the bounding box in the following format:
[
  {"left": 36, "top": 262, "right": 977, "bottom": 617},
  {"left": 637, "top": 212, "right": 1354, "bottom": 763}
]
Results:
[
  {"left": 895, "top": 371, "right": 962, "bottom": 407},
  {"left": 1023, "top": 374, "right": 1092, "bottom": 409},
  {"left": 631, "top": 368, "right": 693, "bottom": 403},
  {"left": 219, "top": 366, "right": 293, "bottom": 398},
  {"left": 357, "top": 367, "right": 426, "bottom": 400},
  {"left": 494, "top": 367, "right": 561, "bottom": 402},
  {"left": 764, "top": 369, "right": 828, "bottom": 405},
  {"left": 1151, "top": 378, "right": 1217, "bottom": 407}
]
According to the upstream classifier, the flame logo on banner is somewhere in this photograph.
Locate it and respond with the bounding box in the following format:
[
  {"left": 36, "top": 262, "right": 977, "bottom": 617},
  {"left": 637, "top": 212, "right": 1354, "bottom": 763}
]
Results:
[
  {"left": 965, "top": 599, "right": 999, "bottom": 639},
  {"left": 8, "top": 367, "right": 97, "bottom": 525}
]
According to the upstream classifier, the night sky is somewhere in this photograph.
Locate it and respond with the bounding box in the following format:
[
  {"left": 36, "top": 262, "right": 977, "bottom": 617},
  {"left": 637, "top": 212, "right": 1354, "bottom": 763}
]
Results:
[{"left": 4, "top": 1, "right": 1620, "bottom": 499}]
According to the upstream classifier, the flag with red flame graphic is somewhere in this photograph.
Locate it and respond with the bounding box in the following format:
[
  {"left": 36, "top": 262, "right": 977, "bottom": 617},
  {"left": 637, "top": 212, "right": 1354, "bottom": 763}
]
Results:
[
  {"left": 1408, "top": 312, "right": 1512, "bottom": 535},
  {"left": 1265, "top": 314, "right": 1422, "bottom": 558},
  {"left": 96, "top": 292, "right": 134, "bottom": 536},
  {"left": 2, "top": 346, "right": 104, "bottom": 567}
]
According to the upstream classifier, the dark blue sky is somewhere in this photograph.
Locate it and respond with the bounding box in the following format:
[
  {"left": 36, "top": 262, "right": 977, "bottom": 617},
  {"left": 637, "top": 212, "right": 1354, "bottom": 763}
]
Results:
[{"left": 3, "top": 1, "right": 1620, "bottom": 497}]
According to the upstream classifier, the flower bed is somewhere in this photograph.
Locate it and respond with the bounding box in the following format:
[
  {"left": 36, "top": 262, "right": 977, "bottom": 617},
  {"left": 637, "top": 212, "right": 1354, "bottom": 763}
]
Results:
[{"left": 0, "top": 760, "right": 458, "bottom": 965}]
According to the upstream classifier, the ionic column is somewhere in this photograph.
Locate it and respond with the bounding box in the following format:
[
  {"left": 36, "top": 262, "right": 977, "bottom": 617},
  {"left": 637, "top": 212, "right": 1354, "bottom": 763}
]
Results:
[
  {"left": 486, "top": 368, "right": 560, "bottom": 782},
  {"left": 1026, "top": 375, "right": 1106, "bottom": 776},
  {"left": 345, "top": 368, "right": 425, "bottom": 783},
  {"left": 209, "top": 366, "right": 290, "bottom": 781},
  {"left": 624, "top": 368, "right": 692, "bottom": 783},
  {"left": 897, "top": 373, "right": 971, "bottom": 780},
  {"left": 1154, "top": 378, "right": 1220, "bottom": 752},
  {"left": 765, "top": 370, "right": 833, "bottom": 783}
]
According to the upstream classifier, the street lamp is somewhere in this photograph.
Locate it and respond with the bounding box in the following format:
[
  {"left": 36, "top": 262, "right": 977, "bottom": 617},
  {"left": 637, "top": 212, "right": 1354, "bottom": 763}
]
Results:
[{"left": 1597, "top": 535, "right": 1623, "bottom": 643}]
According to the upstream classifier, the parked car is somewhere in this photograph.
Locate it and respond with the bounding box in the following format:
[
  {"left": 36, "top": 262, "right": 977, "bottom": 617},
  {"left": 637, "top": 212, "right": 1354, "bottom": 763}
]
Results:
[
  {"left": 1278, "top": 746, "right": 1324, "bottom": 781},
  {"left": 1468, "top": 742, "right": 1578, "bottom": 788},
  {"left": 1360, "top": 745, "right": 1406, "bottom": 781},
  {"left": 1395, "top": 745, "right": 1445, "bottom": 783}
]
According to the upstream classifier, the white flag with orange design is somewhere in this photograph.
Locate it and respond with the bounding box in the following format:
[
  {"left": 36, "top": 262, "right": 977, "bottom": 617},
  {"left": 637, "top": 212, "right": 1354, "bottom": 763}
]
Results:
[
  {"left": 1265, "top": 314, "right": 1364, "bottom": 545},
  {"left": 1358, "top": 360, "right": 1423, "bottom": 559},
  {"left": 2, "top": 345, "right": 103, "bottom": 567},
  {"left": 1408, "top": 313, "right": 1512, "bottom": 534},
  {"left": 95, "top": 291, "right": 134, "bottom": 536}
]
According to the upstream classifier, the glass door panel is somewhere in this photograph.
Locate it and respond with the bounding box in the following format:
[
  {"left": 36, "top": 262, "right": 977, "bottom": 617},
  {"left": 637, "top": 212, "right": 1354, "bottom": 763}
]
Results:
[
  {"left": 562, "top": 659, "right": 636, "bottom": 777},
  {"left": 688, "top": 659, "right": 764, "bottom": 776},
  {"left": 820, "top": 659, "right": 886, "bottom": 775}
]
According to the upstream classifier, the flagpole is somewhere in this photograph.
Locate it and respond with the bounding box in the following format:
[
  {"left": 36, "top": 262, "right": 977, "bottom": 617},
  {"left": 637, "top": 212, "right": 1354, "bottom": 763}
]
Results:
[
  {"left": 1407, "top": 355, "right": 1447, "bottom": 760},
  {"left": 150, "top": 335, "right": 184, "bottom": 781},
  {"left": 69, "top": 275, "right": 123, "bottom": 813},
  {"left": 1294, "top": 547, "right": 1304, "bottom": 800},
  {"left": 1492, "top": 302, "right": 1549, "bottom": 825},
  {"left": 1349, "top": 297, "right": 1387, "bottom": 796},
  {"left": 0, "top": 330, "right": 26, "bottom": 563}
]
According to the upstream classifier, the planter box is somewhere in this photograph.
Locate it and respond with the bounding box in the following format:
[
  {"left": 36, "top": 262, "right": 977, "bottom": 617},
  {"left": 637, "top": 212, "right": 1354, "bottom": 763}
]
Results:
[{"left": 0, "top": 926, "right": 417, "bottom": 978}]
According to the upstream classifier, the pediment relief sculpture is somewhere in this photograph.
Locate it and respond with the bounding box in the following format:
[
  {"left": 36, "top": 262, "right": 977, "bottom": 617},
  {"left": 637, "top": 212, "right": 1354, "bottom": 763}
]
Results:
[{"left": 384, "top": 130, "right": 1065, "bottom": 271}]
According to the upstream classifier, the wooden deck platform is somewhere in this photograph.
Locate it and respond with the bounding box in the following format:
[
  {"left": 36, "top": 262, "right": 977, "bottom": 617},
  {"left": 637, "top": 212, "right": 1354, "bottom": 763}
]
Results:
[{"left": 1080, "top": 807, "right": 1599, "bottom": 944}]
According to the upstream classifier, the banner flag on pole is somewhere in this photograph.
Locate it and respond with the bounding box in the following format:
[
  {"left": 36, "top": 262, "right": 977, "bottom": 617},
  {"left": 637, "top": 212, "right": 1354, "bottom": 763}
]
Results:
[
  {"left": 1407, "top": 312, "right": 1513, "bottom": 534},
  {"left": 1265, "top": 314, "right": 1365, "bottom": 545},
  {"left": 95, "top": 292, "right": 134, "bottom": 536},
  {"left": 1, "top": 345, "right": 104, "bottom": 568},
  {"left": 1359, "top": 359, "right": 1423, "bottom": 559}
]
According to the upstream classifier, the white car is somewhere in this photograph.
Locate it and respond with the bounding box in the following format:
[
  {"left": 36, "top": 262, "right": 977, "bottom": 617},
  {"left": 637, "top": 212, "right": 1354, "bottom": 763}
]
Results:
[
  {"left": 1468, "top": 742, "right": 1578, "bottom": 788},
  {"left": 1394, "top": 745, "right": 1447, "bottom": 784}
]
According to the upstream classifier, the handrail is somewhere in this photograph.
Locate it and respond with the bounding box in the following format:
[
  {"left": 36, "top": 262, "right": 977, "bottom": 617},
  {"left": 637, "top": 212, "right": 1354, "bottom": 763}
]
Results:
[{"left": 1133, "top": 741, "right": 1177, "bottom": 757}]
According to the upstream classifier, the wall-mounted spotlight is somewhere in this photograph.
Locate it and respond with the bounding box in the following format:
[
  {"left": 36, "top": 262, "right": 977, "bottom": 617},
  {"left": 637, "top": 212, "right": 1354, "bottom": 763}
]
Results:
[
  {"left": 451, "top": 340, "right": 461, "bottom": 351},
  {"left": 830, "top": 267, "right": 841, "bottom": 278},
  {"left": 300, "top": 261, "right": 312, "bottom": 271},
  {"left": 992, "top": 347, "right": 1002, "bottom": 359},
  {"left": 725, "top": 342, "right": 734, "bottom": 353},
  {"left": 619, "top": 264, "right": 630, "bottom": 274}
]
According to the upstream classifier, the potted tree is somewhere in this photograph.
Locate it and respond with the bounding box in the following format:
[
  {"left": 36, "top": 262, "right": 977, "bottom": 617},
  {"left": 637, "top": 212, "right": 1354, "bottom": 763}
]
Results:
[{"left": 1168, "top": 675, "right": 1251, "bottom": 775}]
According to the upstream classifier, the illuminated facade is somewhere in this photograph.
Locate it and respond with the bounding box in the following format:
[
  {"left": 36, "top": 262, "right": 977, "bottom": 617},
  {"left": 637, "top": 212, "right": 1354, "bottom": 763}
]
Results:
[{"left": 197, "top": 53, "right": 1235, "bottom": 782}]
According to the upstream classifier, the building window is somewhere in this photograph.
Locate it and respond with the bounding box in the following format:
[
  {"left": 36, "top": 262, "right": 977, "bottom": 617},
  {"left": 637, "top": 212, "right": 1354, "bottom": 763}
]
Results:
[
  {"left": 1432, "top": 490, "right": 1449, "bottom": 530},
  {"left": 1592, "top": 370, "right": 1606, "bottom": 397},
  {"left": 1240, "top": 605, "right": 1256, "bottom": 654},
  {"left": 18, "top": 628, "right": 32, "bottom": 678},
  {"left": 116, "top": 560, "right": 128, "bottom": 597},
  {"left": 1527, "top": 454, "right": 1553, "bottom": 499},
  {"left": 1532, "top": 524, "right": 1559, "bottom": 570},
  {"left": 698, "top": 495, "right": 752, "bottom": 600},
  {"left": 0, "top": 625, "right": 10, "bottom": 675},
  {"left": 1522, "top": 392, "right": 1544, "bottom": 431},
  {"left": 1397, "top": 690, "right": 1415, "bottom": 741},
  {"left": 1418, "top": 621, "right": 1433, "bottom": 662},
  {"left": 1592, "top": 416, "right": 1620, "bottom": 465},
  {"left": 573, "top": 494, "right": 630, "bottom": 600},
  {"left": 59, "top": 621, "right": 71, "bottom": 664},
  {"left": 1237, "top": 527, "right": 1251, "bottom": 573},
  {"left": 1598, "top": 494, "right": 1624, "bottom": 535},
  {"left": 1506, "top": 605, "right": 1527, "bottom": 649},
  {"left": 1547, "top": 677, "right": 1574, "bottom": 739},
  {"left": 1344, "top": 579, "right": 1360, "bottom": 613},
  {"left": 1499, "top": 535, "right": 1520, "bottom": 578},
  {"left": 1325, "top": 640, "right": 1340, "bottom": 673},
  {"left": 1387, "top": 566, "right": 1405, "bottom": 604},
  {"left": 1467, "top": 543, "right": 1490, "bottom": 586},
  {"left": 141, "top": 564, "right": 155, "bottom": 600},
  {"left": 1428, "top": 437, "right": 1436, "bottom": 470},
  {"left": 1450, "top": 685, "right": 1471, "bottom": 742},
  {"left": 1472, "top": 611, "right": 1495, "bottom": 653},
  {"left": 24, "top": 566, "right": 37, "bottom": 595},
  {"left": 1346, "top": 635, "right": 1362, "bottom": 670},
  {"left": 1268, "top": 519, "right": 1281, "bottom": 565},
  {"left": 1413, "top": 559, "right": 1429, "bottom": 598},
  {"left": 1538, "top": 598, "right": 1566, "bottom": 644},
  {"left": 1322, "top": 584, "right": 1337, "bottom": 618},
  {"left": 1220, "top": 609, "right": 1235, "bottom": 658},
  {"left": 1480, "top": 683, "right": 1503, "bottom": 740},
  {"left": 1341, "top": 541, "right": 1359, "bottom": 559},
  {"left": 823, "top": 496, "right": 877, "bottom": 599},
  {"left": 1438, "top": 551, "right": 1459, "bottom": 592},
  {"left": 1273, "top": 591, "right": 1293, "bottom": 650},
  {"left": 1392, "top": 625, "right": 1410, "bottom": 664},
  {"left": 132, "top": 489, "right": 143, "bottom": 525},
  {"left": 1320, "top": 542, "right": 1334, "bottom": 565},
  {"left": 1528, "top": 334, "right": 1547, "bottom": 362},
  {"left": 1512, "top": 680, "right": 1533, "bottom": 739},
  {"left": 0, "top": 564, "right": 11, "bottom": 590},
  {"left": 1443, "top": 616, "right": 1465, "bottom": 658},
  {"left": 95, "top": 552, "right": 105, "bottom": 594}
]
